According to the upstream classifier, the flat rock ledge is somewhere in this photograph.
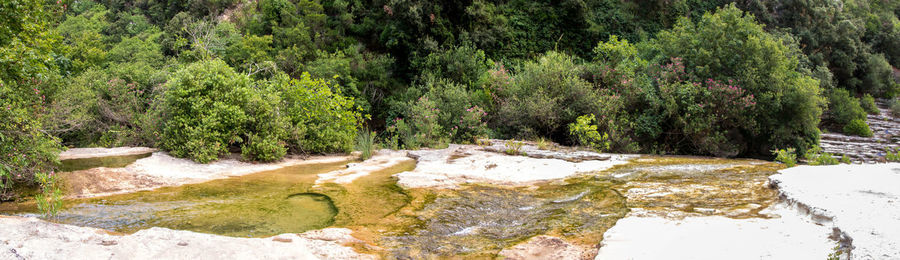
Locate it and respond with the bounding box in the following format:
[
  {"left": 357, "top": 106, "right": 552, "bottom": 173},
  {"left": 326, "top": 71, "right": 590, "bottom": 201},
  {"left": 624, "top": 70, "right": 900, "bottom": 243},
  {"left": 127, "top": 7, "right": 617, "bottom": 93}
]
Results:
[
  {"left": 770, "top": 163, "right": 900, "bottom": 260},
  {"left": 59, "top": 147, "right": 157, "bottom": 161},
  {"left": 396, "top": 144, "right": 633, "bottom": 189},
  {"left": 315, "top": 150, "right": 414, "bottom": 185},
  {"left": 479, "top": 139, "right": 612, "bottom": 162},
  {"left": 594, "top": 204, "right": 834, "bottom": 260},
  {"left": 0, "top": 216, "right": 374, "bottom": 260}
]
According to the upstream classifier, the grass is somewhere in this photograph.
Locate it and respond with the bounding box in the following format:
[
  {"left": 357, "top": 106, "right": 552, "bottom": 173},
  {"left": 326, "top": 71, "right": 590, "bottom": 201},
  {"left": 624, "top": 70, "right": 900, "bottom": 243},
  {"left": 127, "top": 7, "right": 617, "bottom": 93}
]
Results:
[{"left": 355, "top": 130, "right": 376, "bottom": 160}]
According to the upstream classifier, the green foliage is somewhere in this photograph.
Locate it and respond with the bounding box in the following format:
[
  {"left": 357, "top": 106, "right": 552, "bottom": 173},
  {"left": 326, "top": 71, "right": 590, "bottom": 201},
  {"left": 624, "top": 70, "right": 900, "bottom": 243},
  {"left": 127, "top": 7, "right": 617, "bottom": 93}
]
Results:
[
  {"left": 654, "top": 4, "right": 825, "bottom": 155},
  {"left": 841, "top": 154, "right": 851, "bottom": 164},
  {"left": 0, "top": 0, "right": 63, "bottom": 201},
  {"left": 355, "top": 131, "right": 376, "bottom": 160},
  {"left": 826, "top": 88, "right": 868, "bottom": 131},
  {"left": 889, "top": 99, "right": 900, "bottom": 117},
  {"left": 387, "top": 96, "right": 446, "bottom": 149},
  {"left": 804, "top": 146, "right": 839, "bottom": 166},
  {"left": 886, "top": 148, "right": 900, "bottom": 162},
  {"left": 269, "top": 73, "right": 361, "bottom": 154},
  {"left": 159, "top": 59, "right": 257, "bottom": 163},
  {"left": 494, "top": 51, "right": 599, "bottom": 141},
  {"left": 34, "top": 172, "right": 63, "bottom": 217},
  {"left": 772, "top": 148, "right": 798, "bottom": 167},
  {"left": 843, "top": 119, "right": 873, "bottom": 137},
  {"left": 568, "top": 114, "right": 611, "bottom": 153},
  {"left": 860, "top": 94, "right": 880, "bottom": 115},
  {"left": 503, "top": 140, "right": 524, "bottom": 156}
]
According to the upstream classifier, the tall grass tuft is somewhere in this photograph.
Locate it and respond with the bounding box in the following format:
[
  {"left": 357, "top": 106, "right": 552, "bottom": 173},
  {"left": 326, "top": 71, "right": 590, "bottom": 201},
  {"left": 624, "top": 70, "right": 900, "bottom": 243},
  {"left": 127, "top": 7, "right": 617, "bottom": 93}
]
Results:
[{"left": 355, "top": 130, "right": 376, "bottom": 160}]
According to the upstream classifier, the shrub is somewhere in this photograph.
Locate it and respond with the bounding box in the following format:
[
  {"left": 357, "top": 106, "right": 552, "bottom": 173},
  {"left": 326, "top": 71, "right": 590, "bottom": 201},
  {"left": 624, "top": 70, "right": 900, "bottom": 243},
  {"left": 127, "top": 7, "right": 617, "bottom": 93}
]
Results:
[
  {"left": 826, "top": 88, "right": 867, "bottom": 129},
  {"left": 773, "top": 148, "right": 798, "bottom": 167},
  {"left": 159, "top": 60, "right": 257, "bottom": 163},
  {"left": 890, "top": 99, "right": 900, "bottom": 117},
  {"left": 840, "top": 154, "right": 851, "bottom": 164},
  {"left": 493, "top": 51, "right": 600, "bottom": 141},
  {"left": 886, "top": 148, "right": 900, "bottom": 162},
  {"left": 568, "top": 114, "right": 611, "bottom": 153},
  {"left": 269, "top": 73, "right": 361, "bottom": 154},
  {"left": 860, "top": 94, "right": 879, "bottom": 115},
  {"left": 842, "top": 119, "right": 873, "bottom": 137},
  {"left": 405, "top": 78, "right": 488, "bottom": 144},
  {"left": 654, "top": 4, "right": 825, "bottom": 155},
  {"left": 388, "top": 96, "right": 447, "bottom": 149},
  {"left": 804, "top": 146, "right": 839, "bottom": 166}
]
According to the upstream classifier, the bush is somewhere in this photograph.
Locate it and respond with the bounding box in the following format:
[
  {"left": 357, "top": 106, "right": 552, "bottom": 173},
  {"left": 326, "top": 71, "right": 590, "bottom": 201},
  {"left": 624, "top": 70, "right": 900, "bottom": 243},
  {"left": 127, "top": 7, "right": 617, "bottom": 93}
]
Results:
[
  {"left": 826, "top": 88, "right": 868, "bottom": 133},
  {"left": 269, "top": 73, "right": 362, "bottom": 154},
  {"left": 398, "top": 78, "right": 489, "bottom": 144},
  {"left": 860, "top": 94, "right": 879, "bottom": 115},
  {"left": 890, "top": 99, "right": 900, "bottom": 117},
  {"left": 493, "top": 52, "right": 600, "bottom": 141},
  {"left": 772, "top": 148, "right": 798, "bottom": 167},
  {"left": 159, "top": 60, "right": 255, "bottom": 162},
  {"left": 842, "top": 119, "right": 873, "bottom": 137},
  {"left": 387, "top": 96, "right": 447, "bottom": 149},
  {"left": 654, "top": 4, "right": 825, "bottom": 155},
  {"left": 568, "top": 114, "right": 611, "bottom": 152},
  {"left": 804, "top": 146, "right": 839, "bottom": 166}
]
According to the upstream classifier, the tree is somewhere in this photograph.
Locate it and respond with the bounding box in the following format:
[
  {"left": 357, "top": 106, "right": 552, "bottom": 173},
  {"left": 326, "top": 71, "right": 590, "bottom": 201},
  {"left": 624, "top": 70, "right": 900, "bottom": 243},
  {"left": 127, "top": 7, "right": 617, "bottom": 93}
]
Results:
[{"left": 654, "top": 4, "right": 825, "bottom": 155}]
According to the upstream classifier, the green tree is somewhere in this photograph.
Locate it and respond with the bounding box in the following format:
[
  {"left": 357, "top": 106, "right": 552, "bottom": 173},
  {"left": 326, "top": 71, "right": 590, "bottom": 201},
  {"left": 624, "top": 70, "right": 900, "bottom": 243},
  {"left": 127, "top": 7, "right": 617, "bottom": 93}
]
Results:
[{"left": 654, "top": 4, "right": 825, "bottom": 155}]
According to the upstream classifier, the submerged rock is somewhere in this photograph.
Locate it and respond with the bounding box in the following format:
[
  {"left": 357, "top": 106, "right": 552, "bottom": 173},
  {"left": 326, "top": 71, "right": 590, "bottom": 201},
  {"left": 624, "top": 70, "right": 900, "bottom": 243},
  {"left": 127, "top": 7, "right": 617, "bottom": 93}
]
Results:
[
  {"left": 771, "top": 163, "right": 900, "bottom": 259},
  {"left": 499, "top": 235, "right": 593, "bottom": 260}
]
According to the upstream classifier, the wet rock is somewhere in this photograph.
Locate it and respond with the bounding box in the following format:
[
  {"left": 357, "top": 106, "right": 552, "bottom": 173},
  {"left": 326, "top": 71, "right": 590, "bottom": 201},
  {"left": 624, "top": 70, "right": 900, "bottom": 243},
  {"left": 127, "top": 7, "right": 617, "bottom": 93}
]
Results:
[
  {"left": 59, "top": 147, "right": 157, "bottom": 161},
  {"left": 499, "top": 236, "right": 592, "bottom": 260},
  {"left": 398, "top": 144, "right": 632, "bottom": 189},
  {"left": 315, "top": 150, "right": 414, "bottom": 185}
]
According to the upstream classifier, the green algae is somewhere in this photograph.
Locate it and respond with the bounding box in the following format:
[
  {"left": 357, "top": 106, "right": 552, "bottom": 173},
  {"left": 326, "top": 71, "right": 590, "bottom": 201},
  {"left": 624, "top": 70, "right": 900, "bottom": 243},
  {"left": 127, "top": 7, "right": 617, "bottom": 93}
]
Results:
[{"left": 2, "top": 160, "right": 351, "bottom": 237}]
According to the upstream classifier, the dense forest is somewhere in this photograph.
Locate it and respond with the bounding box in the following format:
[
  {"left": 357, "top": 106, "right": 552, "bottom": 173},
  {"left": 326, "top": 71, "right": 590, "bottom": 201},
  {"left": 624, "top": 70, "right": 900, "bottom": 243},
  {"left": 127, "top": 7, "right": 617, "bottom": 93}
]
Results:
[{"left": 2, "top": 0, "right": 900, "bottom": 199}]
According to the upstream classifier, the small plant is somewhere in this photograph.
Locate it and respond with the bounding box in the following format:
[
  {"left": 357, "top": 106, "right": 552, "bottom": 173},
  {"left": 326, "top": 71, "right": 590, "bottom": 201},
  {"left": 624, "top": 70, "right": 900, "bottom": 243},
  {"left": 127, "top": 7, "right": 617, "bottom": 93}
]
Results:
[
  {"left": 890, "top": 99, "right": 900, "bottom": 117},
  {"left": 34, "top": 172, "right": 63, "bottom": 218},
  {"left": 805, "top": 146, "right": 839, "bottom": 166},
  {"left": 843, "top": 119, "right": 873, "bottom": 137},
  {"left": 355, "top": 130, "right": 376, "bottom": 160},
  {"left": 504, "top": 140, "right": 524, "bottom": 155},
  {"left": 536, "top": 137, "right": 553, "bottom": 150},
  {"left": 568, "top": 114, "right": 611, "bottom": 152},
  {"left": 860, "top": 94, "right": 879, "bottom": 115},
  {"left": 826, "top": 244, "right": 843, "bottom": 260},
  {"left": 840, "top": 154, "right": 851, "bottom": 164},
  {"left": 886, "top": 148, "right": 900, "bottom": 162},
  {"left": 772, "top": 148, "right": 797, "bottom": 167}
]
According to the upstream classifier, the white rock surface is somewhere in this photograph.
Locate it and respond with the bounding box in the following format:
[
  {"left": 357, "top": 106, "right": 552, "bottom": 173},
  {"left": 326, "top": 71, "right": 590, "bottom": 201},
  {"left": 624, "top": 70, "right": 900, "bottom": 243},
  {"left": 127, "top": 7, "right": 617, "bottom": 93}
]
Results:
[
  {"left": 396, "top": 144, "right": 632, "bottom": 189},
  {"left": 59, "top": 147, "right": 157, "bottom": 160},
  {"left": 595, "top": 204, "right": 834, "bottom": 260},
  {"left": 771, "top": 163, "right": 900, "bottom": 260},
  {"left": 499, "top": 235, "right": 592, "bottom": 260},
  {"left": 316, "top": 150, "right": 414, "bottom": 185},
  {"left": 0, "top": 216, "right": 373, "bottom": 260}
]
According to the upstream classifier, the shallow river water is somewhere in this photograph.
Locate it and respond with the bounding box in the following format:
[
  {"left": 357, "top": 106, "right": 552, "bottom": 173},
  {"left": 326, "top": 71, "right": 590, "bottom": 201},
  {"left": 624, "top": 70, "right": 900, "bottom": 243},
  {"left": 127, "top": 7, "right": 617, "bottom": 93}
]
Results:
[{"left": 0, "top": 153, "right": 784, "bottom": 258}]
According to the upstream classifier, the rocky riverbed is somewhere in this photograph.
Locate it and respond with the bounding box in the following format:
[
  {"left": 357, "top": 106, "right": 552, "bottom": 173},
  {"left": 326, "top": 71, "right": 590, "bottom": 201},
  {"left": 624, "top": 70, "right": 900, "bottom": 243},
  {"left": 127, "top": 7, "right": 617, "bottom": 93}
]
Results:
[{"left": 1, "top": 145, "right": 898, "bottom": 259}]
